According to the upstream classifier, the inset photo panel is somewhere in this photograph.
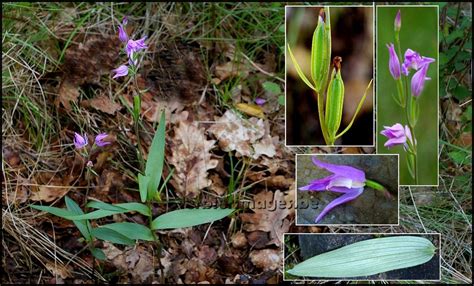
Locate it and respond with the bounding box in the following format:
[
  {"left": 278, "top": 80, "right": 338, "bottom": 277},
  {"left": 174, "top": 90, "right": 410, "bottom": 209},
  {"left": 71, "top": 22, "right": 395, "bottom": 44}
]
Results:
[
  {"left": 295, "top": 154, "right": 399, "bottom": 225},
  {"left": 285, "top": 5, "right": 374, "bottom": 147},
  {"left": 376, "top": 6, "right": 439, "bottom": 186},
  {"left": 284, "top": 233, "right": 441, "bottom": 281}
]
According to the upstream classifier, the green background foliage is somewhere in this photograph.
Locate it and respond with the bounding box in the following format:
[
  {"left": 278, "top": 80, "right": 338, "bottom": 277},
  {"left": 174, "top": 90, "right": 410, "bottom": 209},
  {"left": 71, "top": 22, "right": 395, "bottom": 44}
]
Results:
[{"left": 377, "top": 6, "right": 438, "bottom": 185}]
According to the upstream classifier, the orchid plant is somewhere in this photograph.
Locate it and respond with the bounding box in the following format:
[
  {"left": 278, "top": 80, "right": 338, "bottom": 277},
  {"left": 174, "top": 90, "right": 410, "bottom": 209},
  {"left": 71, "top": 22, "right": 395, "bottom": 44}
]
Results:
[
  {"left": 299, "top": 157, "right": 387, "bottom": 223},
  {"left": 381, "top": 10, "right": 435, "bottom": 184},
  {"left": 30, "top": 17, "right": 235, "bottom": 264},
  {"left": 287, "top": 7, "right": 373, "bottom": 145}
]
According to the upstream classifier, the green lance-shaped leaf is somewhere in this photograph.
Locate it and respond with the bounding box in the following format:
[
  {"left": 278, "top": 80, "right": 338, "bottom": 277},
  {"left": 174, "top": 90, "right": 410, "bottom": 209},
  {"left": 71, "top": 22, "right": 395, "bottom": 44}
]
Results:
[
  {"left": 311, "top": 7, "right": 331, "bottom": 93},
  {"left": 98, "top": 222, "right": 155, "bottom": 241},
  {"left": 143, "top": 110, "right": 166, "bottom": 202},
  {"left": 151, "top": 208, "right": 235, "bottom": 230},
  {"left": 286, "top": 236, "right": 436, "bottom": 278},
  {"left": 325, "top": 57, "right": 344, "bottom": 144},
  {"left": 64, "top": 196, "right": 93, "bottom": 242}
]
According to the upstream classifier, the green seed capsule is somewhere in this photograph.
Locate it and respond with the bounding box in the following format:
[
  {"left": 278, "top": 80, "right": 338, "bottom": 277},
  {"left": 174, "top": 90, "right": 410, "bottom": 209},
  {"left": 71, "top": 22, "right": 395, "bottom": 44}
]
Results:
[
  {"left": 325, "top": 57, "right": 344, "bottom": 143},
  {"left": 311, "top": 8, "right": 331, "bottom": 93},
  {"left": 287, "top": 236, "right": 436, "bottom": 278}
]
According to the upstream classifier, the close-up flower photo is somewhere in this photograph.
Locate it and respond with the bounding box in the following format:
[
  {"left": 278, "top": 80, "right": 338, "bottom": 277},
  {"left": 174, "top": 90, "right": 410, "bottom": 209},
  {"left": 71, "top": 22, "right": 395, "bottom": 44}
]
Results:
[
  {"left": 376, "top": 6, "right": 438, "bottom": 186},
  {"left": 296, "top": 155, "right": 398, "bottom": 225}
]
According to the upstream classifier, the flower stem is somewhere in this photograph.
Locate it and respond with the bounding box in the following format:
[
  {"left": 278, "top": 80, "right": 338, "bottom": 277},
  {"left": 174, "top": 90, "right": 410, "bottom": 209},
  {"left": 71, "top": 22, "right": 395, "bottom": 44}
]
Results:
[
  {"left": 316, "top": 90, "right": 330, "bottom": 144},
  {"left": 405, "top": 97, "right": 418, "bottom": 184}
]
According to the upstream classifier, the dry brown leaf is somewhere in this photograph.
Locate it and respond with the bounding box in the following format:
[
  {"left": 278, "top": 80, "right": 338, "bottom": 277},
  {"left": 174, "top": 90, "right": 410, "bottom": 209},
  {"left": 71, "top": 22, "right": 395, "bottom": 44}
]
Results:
[
  {"left": 231, "top": 232, "right": 247, "bottom": 249},
  {"left": 102, "top": 243, "right": 154, "bottom": 283},
  {"left": 234, "top": 103, "right": 265, "bottom": 119},
  {"left": 30, "top": 174, "right": 75, "bottom": 202},
  {"left": 45, "top": 261, "right": 72, "bottom": 279},
  {"left": 262, "top": 175, "right": 294, "bottom": 189},
  {"left": 208, "top": 173, "right": 227, "bottom": 196},
  {"left": 213, "top": 61, "right": 251, "bottom": 83},
  {"left": 57, "top": 80, "right": 79, "bottom": 111},
  {"left": 56, "top": 35, "right": 121, "bottom": 111},
  {"left": 249, "top": 249, "right": 281, "bottom": 271},
  {"left": 168, "top": 116, "right": 218, "bottom": 198},
  {"left": 240, "top": 190, "right": 290, "bottom": 247},
  {"left": 208, "top": 110, "right": 276, "bottom": 159},
  {"left": 81, "top": 94, "right": 122, "bottom": 115},
  {"left": 342, "top": 147, "right": 362, "bottom": 154}
]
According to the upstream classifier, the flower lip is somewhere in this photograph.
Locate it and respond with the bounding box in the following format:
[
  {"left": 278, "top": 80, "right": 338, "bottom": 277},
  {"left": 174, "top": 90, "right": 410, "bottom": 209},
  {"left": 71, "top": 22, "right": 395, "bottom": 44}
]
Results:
[{"left": 74, "top": 132, "right": 88, "bottom": 149}]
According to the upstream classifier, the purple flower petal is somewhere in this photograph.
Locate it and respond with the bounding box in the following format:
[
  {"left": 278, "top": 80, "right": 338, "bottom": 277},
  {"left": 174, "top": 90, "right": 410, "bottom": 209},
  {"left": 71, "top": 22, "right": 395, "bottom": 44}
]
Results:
[
  {"left": 411, "top": 63, "right": 430, "bottom": 97},
  {"left": 315, "top": 187, "right": 364, "bottom": 223},
  {"left": 311, "top": 157, "right": 366, "bottom": 183},
  {"left": 126, "top": 36, "right": 148, "bottom": 57},
  {"left": 394, "top": 10, "right": 401, "bottom": 32},
  {"left": 74, "top": 132, "right": 88, "bottom": 149},
  {"left": 386, "top": 43, "right": 401, "bottom": 79},
  {"left": 118, "top": 25, "right": 128, "bottom": 42},
  {"left": 122, "top": 16, "right": 128, "bottom": 26},
  {"left": 95, "top": 133, "right": 111, "bottom": 147},
  {"left": 327, "top": 186, "right": 358, "bottom": 193},
  {"left": 112, "top": 65, "right": 128, "bottom": 79},
  {"left": 381, "top": 123, "right": 410, "bottom": 149},
  {"left": 299, "top": 175, "right": 335, "bottom": 191},
  {"left": 255, "top": 98, "right": 266, "bottom": 106}
]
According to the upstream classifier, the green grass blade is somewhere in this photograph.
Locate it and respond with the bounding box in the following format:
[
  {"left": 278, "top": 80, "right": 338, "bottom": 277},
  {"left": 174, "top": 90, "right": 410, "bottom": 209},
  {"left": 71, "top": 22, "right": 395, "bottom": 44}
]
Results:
[
  {"left": 99, "top": 222, "right": 154, "bottom": 241},
  {"left": 151, "top": 208, "right": 235, "bottom": 230},
  {"left": 287, "top": 44, "right": 317, "bottom": 91},
  {"left": 145, "top": 111, "right": 166, "bottom": 201},
  {"left": 286, "top": 236, "right": 436, "bottom": 278}
]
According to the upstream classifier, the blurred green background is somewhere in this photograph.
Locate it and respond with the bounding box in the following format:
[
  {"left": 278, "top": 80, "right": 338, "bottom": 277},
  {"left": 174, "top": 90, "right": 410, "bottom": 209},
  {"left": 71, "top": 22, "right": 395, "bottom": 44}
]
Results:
[{"left": 377, "top": 7, "right": 438, "bottom": 185}]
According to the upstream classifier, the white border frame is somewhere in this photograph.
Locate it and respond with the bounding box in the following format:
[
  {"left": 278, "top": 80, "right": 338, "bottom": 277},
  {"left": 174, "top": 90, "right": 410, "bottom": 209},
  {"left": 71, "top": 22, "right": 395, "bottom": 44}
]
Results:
[
  {"left": 284, "top": 4, "right": 376, "bottom": 148},
  {"left": 375, "top": 5, "right": 440, "bottom": 187},
  {"left": 294, "top": 153, "right": 400, "bottom": 226},
  {"left": 282, "top": 232, "right": 442, "bottom": 282}
]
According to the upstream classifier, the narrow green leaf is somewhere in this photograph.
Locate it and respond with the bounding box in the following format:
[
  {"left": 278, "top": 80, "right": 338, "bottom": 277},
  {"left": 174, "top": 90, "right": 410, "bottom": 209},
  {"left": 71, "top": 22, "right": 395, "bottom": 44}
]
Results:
[
  {"left": 287, "top": 44, "right": 317, "bottom": 91},
  {"left": 151, "top": 208, "right": 234, "bottom": 230},
  {"left": 138, "top": 174, "right": 150, "bottom": 203},
  {"left": 115, "top": 203, "right": 151, "bottom": 216},
  {"left": 91, "top": 248, "right": 106, "bottom": 261},
  {"left": 335, "top": 79, "right": 373, "bottom": 140},
  {"left": 145, "top": 111, "right": 166, "bottom": 201},
  {"left": 30, "top": 205, "right": 75, "bottom": 219},
  {"left": 91, "top": 227, "right": 135, "bottom": 246},
  {"left": 100, "top": 222, "right": 154, "bottom": 241},
  {"left": 287, "top": 236, "right": 436, "bottom": 278},
  {"left": 87, "top": 200, "right": 151, "bottom": 216},
  {"left": 65, "top": 196, "right": 93, "bottom": 242},
  {"left": 66, "top": 209, "right": 123, "bottom": 220}
]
